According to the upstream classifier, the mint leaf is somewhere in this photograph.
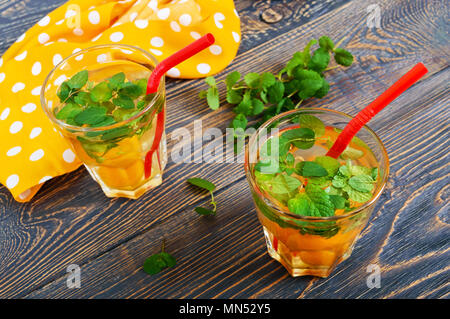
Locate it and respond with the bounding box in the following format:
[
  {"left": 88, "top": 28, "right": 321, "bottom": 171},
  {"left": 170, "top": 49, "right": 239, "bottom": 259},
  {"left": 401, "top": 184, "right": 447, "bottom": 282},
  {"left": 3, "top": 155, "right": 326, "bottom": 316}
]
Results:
[
  {"left": 113, "top": 95, "right": 135, "bottom": 109},
  {"left": 288, "top": 184, "right": 334, "bottom": 217},
  {"left": 205, "top": 76, "right": 216, "bottom": 87},
  {"left": 281, "top": 127, "right": 315, "bottom": 149},
  {"left": 348, "top": 175, "right": 374, "bottom": 193},
  {"left": 206, "top": 86, "right": 220, "bottom": 110},
  {"left": 341, "top": 146, "right": 364, "bottom": 160},
  {"left": 344, "top": 185, "right": 372, "bottom": 203},
  {"left": 298, "top": 78, "right": 324, "bottom": 100},
  {"left": 266, "top": 81, "right": 285, "bottom": 103},
  {"left": 308, "top": 47, "right": 330, "bottom": 73},
  {"left": 101, "top": 126, "right": 133, "bottom": 140},
  {"left": 226, "top": 71, "right": 240, "bottom": 88},
  {"left": 66, "top": 70, "right": 88, "bottom": 90},
  {"left": 119, "top": 82, "right": 143, "bottom": 98},
  {"left": 269, "top": 174, "right": 301, "bottom": 195},
  {"left": 194, "top": 207, "right": 216, "bottom": 216},
  {"left": 90, "top": 82, "right": 113, "bottom": 102},
  {"left": 314, "top": 156, "right": 340, "bottom": 176},
  {"left": 329, "top": 195, "right": 346, "bottom": 209},
  {"left": 55, "top": 103, "right": 83, "bottom": 121},
  {"left": 296, "top": 161, "right": 328, "bottom": 177},
  {"left": 108, "top": 72, "right": 126, "bottom": 90},
  {"left": 74, "top": 106, "right": 107, "bottom": 125},
  {"left": 143, "top": 240, "right": 176, "bottom": 275},
  {"left": 226, "top": 89, "right": 242, "bottom": 104},
  {"left": 299, "top": 114, "right": 325, "bottom": 137},
  {"left": 231, "top": 114, "right": 247, "bottom": 131},
  {"left": 244, "top": 72, "right": 260, "bottom": 88},
  {"left": 332, "top": 175, "right": 347, "bottom": 188},
  {"left": 260, "top": 72, "right": 276, "bottom": 89},
  {"left": 187, "top": 177, "right": 216, "bottom": 192},
  {"left": 314, "top": 78, "right": 330, "bottom": 98},
  {"left": 57, "top": 82, "right": 71, "bottom": 102},
  {"left": 252, "top": 98, "right": 264, "bottom": 115},
  {"left": 334, "top": 48, "right": 354, "bottom": 66},
  {"left": 319, "top": 36, "right": 334, "bottom": 51}
]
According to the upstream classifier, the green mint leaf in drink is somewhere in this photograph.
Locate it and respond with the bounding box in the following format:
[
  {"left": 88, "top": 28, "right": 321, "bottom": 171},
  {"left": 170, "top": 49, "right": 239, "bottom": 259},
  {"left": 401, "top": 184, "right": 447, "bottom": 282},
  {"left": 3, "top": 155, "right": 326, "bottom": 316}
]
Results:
[
  {"left": 314, "top": 156, "right": 340, "bottom": 176},
  {"left": 66, "top": 70, "right": 89, "bottom": 90},
  {"left": 341, "top": 146, "right": 364, "bottom": 160},
  {"left": 74, "top": 106, "right": 108, "bottom": 125},
  {"left": 108, "top": 72, "right": 126, "bottom": 90},
  {"left": 281, "top": 127, "right": 315, "bottom": 150},
  {"left": 187, "top": 177, "right": 216, "bottom": 192},
  {"left": 119, "top": 82, "right": 144, "bottom": 98},
  {"left": 55, "top": 102, "right": 83, "bottom": 121},
  {"left": 348, "top": 175, "right": 375, "bottom": 193},
  {"left": 329, "top": 194, "right": 347, "bottom": 210},
  {"left": 298, "top": 114, "right": 325, "bottom": 137},
  {"left": 334, "top": 48, "right": 354, "bottom": 66},
  {"left": 344, "top": 185, "right": 373, "bottom": 203},
  {"left": 90, "top": 82, "right": 113, "bottom": 102},
  {"left": 101, "top": 126, "right": 133, "bottom": 140},
  {"left": 296, "top": 161, "right": 328, "bottom": 177},
  {"left": 288, "top": 184, "right": 334, "bottom": 217},
  {"left": 113, "top": 95, "right": 135, "bottom": 109},
  {"left": 268, "top": 174, "right": 301, "bottom": 195},
  {"left": 57, "top": 82, "right": 71, "bottom": 102}
]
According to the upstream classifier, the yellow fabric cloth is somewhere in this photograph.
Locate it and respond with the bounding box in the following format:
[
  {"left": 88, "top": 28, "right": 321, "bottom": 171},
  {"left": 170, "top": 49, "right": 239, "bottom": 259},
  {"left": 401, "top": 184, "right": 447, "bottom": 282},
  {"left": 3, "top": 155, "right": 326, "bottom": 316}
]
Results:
[{"left": 0, "top": 0, "right": 240, "bottom": 202}]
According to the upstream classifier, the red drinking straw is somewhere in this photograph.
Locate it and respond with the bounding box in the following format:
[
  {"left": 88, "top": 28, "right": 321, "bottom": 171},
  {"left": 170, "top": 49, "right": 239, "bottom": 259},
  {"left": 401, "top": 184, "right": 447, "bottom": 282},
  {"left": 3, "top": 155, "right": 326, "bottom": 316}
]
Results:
[
  {"left": 144, "top": 33, "right": 215, "bottom": 178},
  {"left": 326, "top": 62, "right": 428, "bottom": 159}
]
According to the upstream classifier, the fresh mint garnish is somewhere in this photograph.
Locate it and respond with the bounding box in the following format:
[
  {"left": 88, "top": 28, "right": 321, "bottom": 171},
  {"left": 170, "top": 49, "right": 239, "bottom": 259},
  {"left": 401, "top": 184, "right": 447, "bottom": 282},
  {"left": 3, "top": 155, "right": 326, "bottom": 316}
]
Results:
[
  {"left": 199, "top": 35, "right": 354, "bottom": 135},
  {"left": 143, "top": 239, "right": 176, "bottom": 275},
  {"left": 54, "top": 70, "right": 159, "bottom": 163},
  {"left": 187, "top": 177, "right": 217, "bottom": 216}
]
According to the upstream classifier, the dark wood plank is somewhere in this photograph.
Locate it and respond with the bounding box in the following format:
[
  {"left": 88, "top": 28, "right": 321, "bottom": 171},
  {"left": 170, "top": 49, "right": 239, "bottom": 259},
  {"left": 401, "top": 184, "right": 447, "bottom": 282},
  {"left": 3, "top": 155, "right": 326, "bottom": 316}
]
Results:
[
  {"left": 0, "top": 0, "right": 448, "bottom": 298},
  {"left": 26, "top": 69, "right": 449, "bottom": 298}
]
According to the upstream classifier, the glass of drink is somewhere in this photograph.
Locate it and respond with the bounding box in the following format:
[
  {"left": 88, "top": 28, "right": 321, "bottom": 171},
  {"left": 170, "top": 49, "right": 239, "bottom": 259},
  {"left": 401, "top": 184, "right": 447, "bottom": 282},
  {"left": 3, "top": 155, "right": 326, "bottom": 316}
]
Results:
[
  {"left": 244, "top": 108, "right": 389, "bottom": 277},
  {"left": 41, "top": 44, "right": 167, "bottom": 199}
]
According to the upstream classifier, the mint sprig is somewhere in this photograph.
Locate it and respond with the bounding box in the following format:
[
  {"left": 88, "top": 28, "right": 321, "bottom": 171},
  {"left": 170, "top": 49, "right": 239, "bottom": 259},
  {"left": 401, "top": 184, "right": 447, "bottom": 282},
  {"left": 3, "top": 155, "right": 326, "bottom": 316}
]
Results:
[
  {"left": 329, "top": 160, "right": 377, "bottom": 203},
  {"left": 187, "top": 177, "right": 217, "bottom": 216},
  {"left": 199, "top": 35, "right": 354, "bottom": 133},
  {"left": 143, "top": 239, "right": 177, "bottom": 275}
]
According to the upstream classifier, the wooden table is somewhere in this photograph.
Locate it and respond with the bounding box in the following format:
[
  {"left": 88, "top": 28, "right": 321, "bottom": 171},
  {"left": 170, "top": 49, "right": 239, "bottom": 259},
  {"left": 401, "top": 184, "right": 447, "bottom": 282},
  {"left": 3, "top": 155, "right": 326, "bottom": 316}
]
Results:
[{"left": 0, "top": 0, "right": 448, "bottom": 299}]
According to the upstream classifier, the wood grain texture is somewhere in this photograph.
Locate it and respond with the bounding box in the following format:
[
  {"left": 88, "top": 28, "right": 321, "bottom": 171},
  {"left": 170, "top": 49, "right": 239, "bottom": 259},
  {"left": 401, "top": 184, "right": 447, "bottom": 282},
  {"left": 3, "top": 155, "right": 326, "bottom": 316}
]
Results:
[{"left": 0, "top": 0, "right": 449, "bottom": 298}]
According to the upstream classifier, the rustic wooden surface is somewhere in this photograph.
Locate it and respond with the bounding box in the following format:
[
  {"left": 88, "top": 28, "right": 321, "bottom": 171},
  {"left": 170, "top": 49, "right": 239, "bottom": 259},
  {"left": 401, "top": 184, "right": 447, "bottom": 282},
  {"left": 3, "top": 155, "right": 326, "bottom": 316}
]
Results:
[{"left": 0, "top": 0, "right": 449, "bottom": 299}]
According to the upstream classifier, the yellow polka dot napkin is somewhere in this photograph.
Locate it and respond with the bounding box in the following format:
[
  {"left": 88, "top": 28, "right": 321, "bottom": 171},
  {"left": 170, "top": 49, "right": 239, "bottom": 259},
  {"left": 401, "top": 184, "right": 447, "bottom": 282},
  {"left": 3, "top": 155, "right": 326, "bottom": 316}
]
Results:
[{"left": 0, "top": 0, "right": 241, "bottom": 202}]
